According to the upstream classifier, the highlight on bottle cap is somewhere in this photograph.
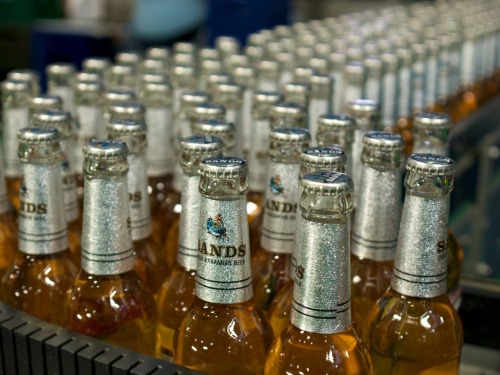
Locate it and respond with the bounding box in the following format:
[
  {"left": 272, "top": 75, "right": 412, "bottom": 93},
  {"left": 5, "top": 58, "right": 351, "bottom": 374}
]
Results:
[
  {"left": 199, "top": 47, "right": 220, "bottom": 61},
  {"left": 83, "top": 139, "right": 129, "bottom": 160},
  {"left": 1, "top": 79, "right": 31, "bottom": 93},
  {"left": 110, "top": 64, "right": 134, "bottom": 77},
  {"left": 30, "top": 95, "right": 63, "bottom": 112},
  {"left": 82, "top": 57, "right": 111, "bottom": 71},
  {"left": 146, "top": 46, "right": 170, "bottom": 60},
  {"left": 283, "top": 81, "right": 311, "bottom": 95},
  {"left": 172, "top": 64, "right": 196, "bottom": 79},
  {"left": 108, "top": 101, "right": 146, "bottom": 118},
  {"left": 31, "top": 110, "right": 72, "bottom": 137},
  {"left": 7, "top": 69, "right": 40, "bottom": 85},
  {"left": 192, "top": 119, "right": 235, "bottom": 148},
  {"left": 269, "top": 127, "right": 311, "bottom": 144},
  {"left": 310, "top": 73, "right": 332, "bottom": 88},
  {"left": 107, "top": 119, "right": 147, "bottom": 154},
  {"left": 143, "top": 81, "right": 172, "bottom": 94},
  {"left": 257, "top": 59, "right": 280, "bottom": 74},
  {"left": 213, "top": 82, "right": 244, "bottom": 100},
  {"left": 413, "top": 112, "right": 452, "bottom": 130},
  {"left": 406, "top": 153, "right": 455, "bottom": 176},
  {"left": 344, "top": 61, "right": 365, "bottom": 76},
  {"left": 301, "top": 146, "right": 346, "bottom": 171},
  {"left": 76, "top": 72, "right": 101, "bottom": 83},
  {"left": 301, "top": 171, "right": 354, "bottom": 196},
  {"left": 199, "top": 156, "right": 248, "bottom": 178},
  {"left": 318, "top": 113, "right": 356, "bottom": 130},
  {"left": 75, "top": 80, "right": 103, "bottom": 94},
  {"left": 253, "top": 90, "right": 282, "bottom": 104},
  {"left": 116, "top": 51, "right": 142, "bottom": 65},
  {"left": 104, "top": 89, "right": 136, "bottom": 103},
  {"left": 181, "top": 90, "right": 211, "bottom": 105},
  {"left": 346, "top": 99, "right": 379, "bottom": 116},
  {"left": 17, "top": 127, "right": 61, "bottom": 162},
  {"left": 190, "top": 102, "right": 226, "bottom": 120},
  {"left": 363, "top": 131, "right": 405, "bottom": 151},
  {"left": 270, "top": 102, "right": 306, "bottom": 119},
  {"left": 46, "top": 62, "right": 76, "bottom": 76},
  {"left": 180, "top": 135, "right": 224, "bottom": 155}
]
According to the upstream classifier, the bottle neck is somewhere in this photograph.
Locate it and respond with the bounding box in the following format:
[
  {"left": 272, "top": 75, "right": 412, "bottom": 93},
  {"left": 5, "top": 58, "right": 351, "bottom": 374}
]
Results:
[
  {"left": 81, "top": 173, "right": 134, "bottom": 275},
  {"left": 261, "top": 159, "right": 301, "bottom": 254},
  {"left": 196, "top": 193, "right": 253, "bottom": 304},
  {"left": 352, "top": 166, "right": 402, "bottom": 261},
  {"left": 397, "top": 65, "right": 411, "bottom": 118},
  {"left": 127, "top": 153, "right": 152, "bottom": 241},
  {"left": 177, "top": 174, "right": 201, "bottom": 269},
  {"left": 291, "top": 212, "right": 351, "bottom": 334},
  {"left": 413, "top": 132, "right": 449, "bottom": 156},
  {"left": 391, "top": 192, "right": 450, "bottom": 298},
  {"left": 19, "top": 162, "right": 68, "bottom": 255},
  {"left": 248, "top": 116, "right": 270, "bottom": 193},
  {"left": 145, "top": 105, "right": 174, "bottom": 177},
  {"left": 3, "top": 106, "right": 29, "bottom": 177},
  {"left": 382, "top": 70, "right": 397, "bottom": 128}
]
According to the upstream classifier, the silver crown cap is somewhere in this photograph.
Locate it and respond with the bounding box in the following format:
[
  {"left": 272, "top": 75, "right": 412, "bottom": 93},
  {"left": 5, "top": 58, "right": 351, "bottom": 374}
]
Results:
[
  {"left": 181, "top": 90, "right": 210, "bottom": 105},
  {"left": 270, "top": 102, "right": 305, "bottom": 118},
  {"left": 180, "top": 135, "right": 224, "bottom": 154},
  {"left": 109, "top": 101, "right": 145, "bottom": 116},
  {"left": 363, "top": 131, "right": 405, "bottom": 151},
  {"left": 191, "top": 102, "right": 226, "bottom": 119},
  {"left": 413, "top": 112, "right": 452, "bottom": 130},
  {"left": 253, "top": 91, "right": 282, "bottom": 104},
  {"left": 318, "top": 113, "right": 356, "bottom": 129},
  {"left": 104, "top": 89, "right": 136, "bottom": 103},
  {"left": 76, "top": 72, "right": 101, "bottom": 83},
  {"left": 2, "top": 79, "right": 31, "bottom": 92},
  {"left": 269, "top": 127, "right": 311, "bottom": 144},
  {"left": 30, "top": 95, "right": 63, "bottom": 111},
  {"left": 302, "top": 171, "right": 354, "bottom": 197},
  {"left": 406, "top": 153, "right": 455, "bottom": 176},
  {"left": 107, "top": 119, "right": 147, "bottom": 154},
  {"left": 46, "top": 63, "right": 76, "bottom": 76},
  {"left": 83, "top": 139, "right": 129, "bottom": 161},
  {"left": 199, "top": 157, "right": 247, "bottom": 178},
  {"left": 17, "top": 127, "right": 61, "bottom": 162},
  {"left": 31, "top": 110, "right": 72, "bottom": 138},
  {"left": 301, "top": 146, "right": 347, "bottom": 169}
]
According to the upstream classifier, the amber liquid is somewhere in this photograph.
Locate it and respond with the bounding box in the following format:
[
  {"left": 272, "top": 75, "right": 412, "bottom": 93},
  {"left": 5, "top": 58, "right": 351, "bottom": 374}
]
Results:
[
  {"left": 1, "top": 249, "right": 77, "bottom": 325},
  {"left": 6, "top": 177, "right": 20, "bottom": 214},
  {"left": 64, "top": 269, "right": 157, "bottom": 356},
  {"left": 149, "top": 175, "right": 178, "bottom": 249},
  {"left": 133, "top": 236, "right": 169, "bottom": 297},
  {"left": 252, "top": 250, "right": 291, "bottom": 312},
  {"left": 67, "top": 219, "right": 82, "bottom": 268},
  {"left": 362, "top": 288, "right": 463, "bottom": 375},
  {"left": 248, "top": 191, "right": 264, "bottom": 256},
  {"left": 265, "top": 324, "right": 373, "bottom": 375},
  {"left": 0, "top": 211, "right": 18, "bottom": 282},
  {"left": 156, "top": 263, "right": 196, "bottom": 359},
  {"left": 174, "top": 297, "right": 274, "bottom": 374},
  {"left": 164, "top": 217, "right": 180, "bottom": 272},
  {"left": 351, "top": 255, "right": 393, "bottom": 333},
  {"left": 268, "top": 279, "right": 293, "bottom": 337}
]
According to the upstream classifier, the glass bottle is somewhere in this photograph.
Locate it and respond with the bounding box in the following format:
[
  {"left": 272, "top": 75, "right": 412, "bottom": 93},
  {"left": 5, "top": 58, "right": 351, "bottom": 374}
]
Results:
[
  {"left": 363, "top": 153, "right": 463, "bottom": 374},
  {"left": 269, "top": 102, "right": 307, "bottom": 130},
  {"left": 215, "top": 36, "right": 240, "bottom": 66},
  {"left": 265, "top": 171, "right": 372, "bottom": 375},
  {"left": 107, "top": 119, "right": 167, "bottom": 296},
  {"left": 140, "top": 81, "right": 174, "bottom": 246},
  {"left": 328, "top": 51, "right": 347, "bottom": 113},
  {"left": 213, "top": 82, "right": 244, "bottom": 158},
  {"left": 364, "top": 55, "right": 383, "bottom": 104},
  {"left": 410, "top": 43, "right": 428, "bottom": 115},
  {"left": 101, "top": 89, "right": 136, "bottom": 139},
  {"left": 31, "top": 111, "right": 82, "bottom": 266},
  {"left": 174, "top": 157, "right": 274, "bottom": 374},
  {"left": 145, "top": 46, "right": 170, "bottom": 69},
  {"left": 267, "top": 147, "right": 347, "bottom": 337},
  {"left": 253, "top": 128, "right": 310, "bottom": 312},
  {"left": 247, "top": 91, "right": 282, "bottom": 252},
  {"left": 64, "top": 139, "right": 157, "bottom": 356},
  {"left": 1, "top": 127, "right": 76, "bottom": 324},
  {"left": 199, "top": 59, "right": 224, "bottom": 92},
  {"left": 1, "top": 79, "right": 33, "bottom": 213},
  {"left": 282, "top": 82, "right": 311, "bottom": 129},
  {"left": 192, "top": 119, "right": 236, "bottom": 155},
  {"left": 82, "top": 57, "right": 111, "bottom": 84},
  {"left": 29, "top": 95, "right": 63, "bottom": 117},
  {"left": 171, "top": 64, "right": 197, "bottom": 117},
  {"left": 0, "top": 147, "right": 19, "bottom": 282},
  {"left": 380, "top": 52, "right": 398, "bottom": 130},
  {"left": 394, "top": 47, "right": 413, "bottom": 156},
  {"left": 343, "top": 62, "right": 365, "bottom": 109},
  {"left": 309, "top": 74, "right": 333, "bottom": 143},
  {"left": 108, "top": 64, "right": 136, "bottom": 92},
  {"left": 46, "top": 63, "right": 76, "bottom": 115},
  {"left": 412, "top": 112, "right": 464, "bottom": 301},
  {"left": 157, "top": 135, "right": 223, "bottom": 361},
  {"left": 351, "top": 132, "right": 404, "bottom": 333},
  {"left": 232, "top": 65, "right": 257, "bottom": 159},
  {"left": 108, "top": 101, "right": 145, "bottom": 123},
  {"left": 257, "top": 60, "right": 281, "bottom": 91},
  {"left": 347, "top": 99, "right": 380, "bottom": 206},
  {"left": 316, "top": 113, "right": 356, "bottom": 177}
]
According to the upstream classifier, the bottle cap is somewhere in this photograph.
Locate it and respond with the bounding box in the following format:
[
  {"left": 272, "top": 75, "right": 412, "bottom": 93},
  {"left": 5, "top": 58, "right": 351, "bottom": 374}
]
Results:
[
  {"left": 30, "top": 95, "right": 63, "bottom": 112},
  {"left": 83, "top": 139, "right": 129, "bottom": 177},
  {"left": 180, "top": 90, "right": 211, "bottom": 106},
  {"left": 75, "top": 72, "right": 102, "bottom": 83},
  {"left": 293, "top": 66, "right": 315, "bottom": 83},
  {"left": 108, "top": 101, "right": 145, "bottom": 120},
  {"left": 200, "top": 59, "right": 223, "bottom": 75},
  {"left": 253, "top": 91, "right": 282, "bottom": 105},
  {"left": 199, "top": 48, "right": 220, "bottom": 61},
  {"left": 82, "top": 57, "right": 111, "bottom": 72},
  {"left": 213, "top": 82, "right": 244, "bottom": 104},
  {"left": 301, "top": 171, "right": 354, "bottom": 197},
  {"left": 173, "top": 42, "right": 196, "bottom": 55},
  {"left": 46, "top": 63, "right": 76, "bottom": 77},
  {"left": 1, "top": 79, "right": 31, "bottom": 93},
  {"left": 17, "top": 127, "right": 61, "bottom": 162},
  {"left": 107, "top": 119, "right": 147, "bottom": 154},
  {"left": 192, "top": 119, "right": 235, "bottom": 151},
  {"left": 31, "top": 110, "right": 73, "bottom": 138},
  {"left": 140, "top": 58, "right": 165, "bottom": 74},
  {"left": 199, "top": 156, "right": 247, "bottom": 178},
  {"left": 190, "top": 102, "right": 226, "bottom": 121},
  {"left": 345, "top": 61, "right": 365, "bottom": 77},
  {"left": 215, "top": 36, "right": 240, "bottom": 55},
  {"left": 180, "top": 135, "right": 224, "bottom": 155},
  {"left": 142, "top": 81, "right": 171, "bottom": 94},
  {"left": 7, "top": 69, "right": 40, "bottom": 86},
  {"left": 110, "top": 64, "right": 135, "bottom": 77},
  {"left": 406, "top": 153, "right": 454, "bottom": 176},
  {"left": 270, "top": 102, "right": 306, "bottom": 120},
  {"left": 145, "top": 46, "right": 170, "bottom": 61},
  {"left": 301, "top": 146, "right": 346, "bottom": 171},
  {"left": 283, "top": 82, "right": 311, "bottom": 96},
  {"left": 318, "top": 113, "right": 356, "bottom": 130},
  {"left": 104, "top": 89, "right": 136, "bottom": 103},
  {"left": 364, "top": 56, "right": 383, "bottom": 76},
  {"left": 346, "top": 99, "right": 379, "bottom": 120},
  {"left": 269, "top": 127, "right": 311, "bottom": 145},
  {"left": 363, "top": 131, "right": 405, "bottom": 151},
  {"left": 116, "top": 51, "right": 142, "bottom": 66},
  {"left": 413, "top": 112, "right": 452, "bottom": 130}
]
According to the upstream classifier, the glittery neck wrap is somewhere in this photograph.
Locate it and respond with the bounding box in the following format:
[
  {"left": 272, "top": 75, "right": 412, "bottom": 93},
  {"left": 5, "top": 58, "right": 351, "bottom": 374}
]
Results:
[
  {"left": 352, "top": 132, "right": 404, "bottom": 260},
  {"left": 17, "top": 127, "right": 68, "bottom": 254},
  {"left": 391, "top": 153, "right": 454, "bottom": 298},
  {"left": 81, "top": 140, "right": 134, "bottom": 275},
  {"left": 291, "top": 172, "right": 353, "bottom": 334},
  {"left": 196, "top": 157, "right": 253, "bottom": 304}
]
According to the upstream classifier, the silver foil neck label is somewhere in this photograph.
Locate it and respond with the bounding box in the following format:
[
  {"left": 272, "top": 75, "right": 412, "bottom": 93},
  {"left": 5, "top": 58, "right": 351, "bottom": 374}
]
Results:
[
  {"left": 3, "top": 107, "right": 29, "bottom": 177},
  {"left": 196, "top": 196, "right": 253, "bottom": 304},
  {"left": 291, "top": 219, "right": 351, "bottom": 334},
  {"left": 19, "top": 163, "right": 68, "bottom": 255},
  {"left": 75, "top": 106, "right": 102, "bottom": 173},
  {"left": 248, "top": 119, "right": 270, "bottom": 193},
  {"left": 391, "top": 194, "right": 449, "bottom": 298},
  {"left": 60, "top": 139, "right": 79, "bottom": 223},
  {"left": 146, "top": 107, "right": 174, "bottom": 177},
  {"left": 261, "top": 162, "right": 301, "bottom": 254},
  {"left": 178, "top": 175, "right": 201, "bottom": 270},
  {"left": 81, "top": 176, "right": 135, "bottom": 275},
  {"left": 127, "top": 154, "right": 152, "bottom": 240},
  {"left": 352, "top": 167, "right": 401, "bottom": 261},
  {"left": 351, "top": 128, "right": 368, "bottom": 203}
]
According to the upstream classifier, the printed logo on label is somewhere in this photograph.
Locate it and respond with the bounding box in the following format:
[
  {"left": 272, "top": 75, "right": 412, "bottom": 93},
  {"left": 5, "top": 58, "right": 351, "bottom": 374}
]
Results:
[
  {"left": 269, "top": 175, "right": 284, "bottom": 195},
  {"left": 20, "top": 175, "right": 28, "bottom": 197},
  {"left": 207, "top": 213, "right": 228, "bottom": 240}
]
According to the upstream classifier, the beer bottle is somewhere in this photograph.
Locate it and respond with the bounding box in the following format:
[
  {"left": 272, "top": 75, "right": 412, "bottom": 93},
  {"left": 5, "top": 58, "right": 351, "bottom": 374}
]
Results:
[{"left": 46, "top": 63, "right": 76, "bottom": 115}]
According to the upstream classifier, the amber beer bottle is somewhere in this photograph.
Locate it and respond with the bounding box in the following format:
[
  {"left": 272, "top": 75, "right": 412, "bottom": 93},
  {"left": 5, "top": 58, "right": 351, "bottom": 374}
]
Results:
[
  {"left": 174, "top": 157, "right": 273, "bottom": 374},
  {"left": 64, "top": 139, "right": 157, "bottom": 355},
  {"left": 32, "top": 110, "right": 82, "bottom": 266},
  {"left": 412, "top": 112, "right": 464, "bottom": 301},
  {"left": 1, "top": 79, "right": 32, "bottom": 212},
  {"left": 107, "top": 118, "right": 168, "bottom": 296},
  {"left": 1, "top": 127, "right": 76, "bottom": 324},
  {"left": 0, "top": 148, "right": 17, "bottom": 281},
  {"left": 363, "top": 154, "right": 463, "bottom": 374},
  {"left": 351, "top": 132, "right": 404, "bottom": 332},
  {"left": 267, "top": 146, "right": 347, "bottom": 337},
  {"left": 157, "top": 135, "right": 223, "bottom": 361},
  {"left": 252, "top": 128, "right": 310, "bottom": 311},
  {"left": 265, "top": 172, "right": 372, "bottom": 375}
]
